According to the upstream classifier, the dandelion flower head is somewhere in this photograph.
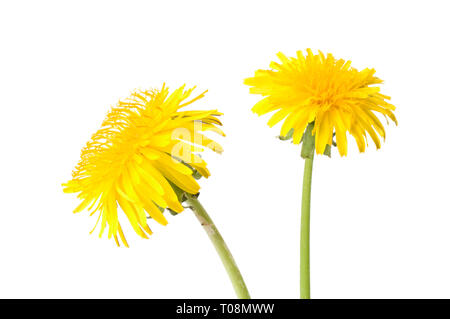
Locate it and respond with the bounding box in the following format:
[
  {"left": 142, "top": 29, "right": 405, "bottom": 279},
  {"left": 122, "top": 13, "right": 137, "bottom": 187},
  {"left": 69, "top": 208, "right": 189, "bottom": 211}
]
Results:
[
  {"left": 245, "top": 49, "right": 397, "bottom": 156},
  {"left": 63, "top": 85, "right": 224, "bottom": 247}
]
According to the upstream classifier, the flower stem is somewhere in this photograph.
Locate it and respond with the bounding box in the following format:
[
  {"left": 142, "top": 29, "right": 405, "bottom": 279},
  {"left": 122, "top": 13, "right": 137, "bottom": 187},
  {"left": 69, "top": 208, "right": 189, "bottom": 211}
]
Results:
[
  {"left": 300, "top": 154, "right": 314, "bottom": 299},
  {"left": 185, "top": 194, "right": 251, "bottom": 299}
]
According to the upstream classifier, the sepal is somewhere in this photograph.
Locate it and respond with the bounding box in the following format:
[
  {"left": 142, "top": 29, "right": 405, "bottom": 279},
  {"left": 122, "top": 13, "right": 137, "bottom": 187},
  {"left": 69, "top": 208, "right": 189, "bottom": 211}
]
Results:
[
  {"left": 301, "top": 122, "right": 315, "bottom": 159},
  {"left": 278, "top": 128, "right": 294, "bottom": 141}
]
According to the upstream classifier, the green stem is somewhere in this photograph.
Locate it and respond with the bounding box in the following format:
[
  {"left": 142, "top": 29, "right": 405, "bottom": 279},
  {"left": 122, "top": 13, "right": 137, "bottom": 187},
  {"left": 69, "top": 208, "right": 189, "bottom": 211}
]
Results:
[
  {"left": 300, "top": 153, "right": 314, "bottom": 299},
  {"left": 185, "top": 194, "right": 251, "bottom": 299}
]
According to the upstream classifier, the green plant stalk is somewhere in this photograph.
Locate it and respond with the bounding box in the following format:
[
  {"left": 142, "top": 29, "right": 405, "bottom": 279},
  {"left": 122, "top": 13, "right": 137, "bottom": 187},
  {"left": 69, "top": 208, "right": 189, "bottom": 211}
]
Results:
[
  {"left": 300, "top": 154, "right": 313, "bottom": 299},
  {"left": 300, "top": 122, "right": 315, "bottom": 299},
  {"left": 185, "top": 194, "right": 251, "bottom": 299}
]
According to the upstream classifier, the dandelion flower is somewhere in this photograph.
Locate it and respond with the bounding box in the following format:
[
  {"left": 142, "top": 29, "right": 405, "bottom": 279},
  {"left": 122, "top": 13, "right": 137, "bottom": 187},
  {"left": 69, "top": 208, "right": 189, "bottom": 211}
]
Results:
[
  {"left": 244, "top": 48, "right": 397, "bottom": 156},
  {"left": 245, "top": 50, "right": 397, "bottom": 299},
  {"left": 63, "top": 85, "right": 224, "bottom": 247}
]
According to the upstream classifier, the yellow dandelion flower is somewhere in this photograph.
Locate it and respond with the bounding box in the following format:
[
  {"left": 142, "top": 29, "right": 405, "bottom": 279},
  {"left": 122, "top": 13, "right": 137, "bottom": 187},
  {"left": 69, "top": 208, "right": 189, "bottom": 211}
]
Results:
[
  {"left": 244, "top": 48, "right": 397, "bottom": 156},
  {"left": 63, "top": 84, "right": 224, "bottom": 247}
]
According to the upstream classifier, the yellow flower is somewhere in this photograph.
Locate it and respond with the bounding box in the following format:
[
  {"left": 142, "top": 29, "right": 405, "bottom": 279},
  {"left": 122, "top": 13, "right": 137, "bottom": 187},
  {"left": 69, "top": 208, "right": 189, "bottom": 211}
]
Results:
[
  {"left": 244, "top": 49, "right": 397, "bottom": 156},
  {"left": 63, "top": 85, "right": 224, "bottom": 247}
]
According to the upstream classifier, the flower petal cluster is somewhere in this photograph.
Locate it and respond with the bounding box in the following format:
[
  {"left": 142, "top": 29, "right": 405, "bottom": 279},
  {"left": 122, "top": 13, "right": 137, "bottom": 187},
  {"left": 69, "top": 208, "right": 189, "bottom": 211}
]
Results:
[
  {"left": 245, "top": 49, "right": 397, "bottom": 155},
  {"left": 63, "top": 85, "right": 223, "bottom": 246}
]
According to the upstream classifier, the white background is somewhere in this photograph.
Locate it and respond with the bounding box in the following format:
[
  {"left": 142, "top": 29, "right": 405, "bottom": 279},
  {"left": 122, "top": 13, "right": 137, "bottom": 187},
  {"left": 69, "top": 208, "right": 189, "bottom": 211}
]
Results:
[{"left": 0, "top": 0, "right": 449, "bottom": 299}]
